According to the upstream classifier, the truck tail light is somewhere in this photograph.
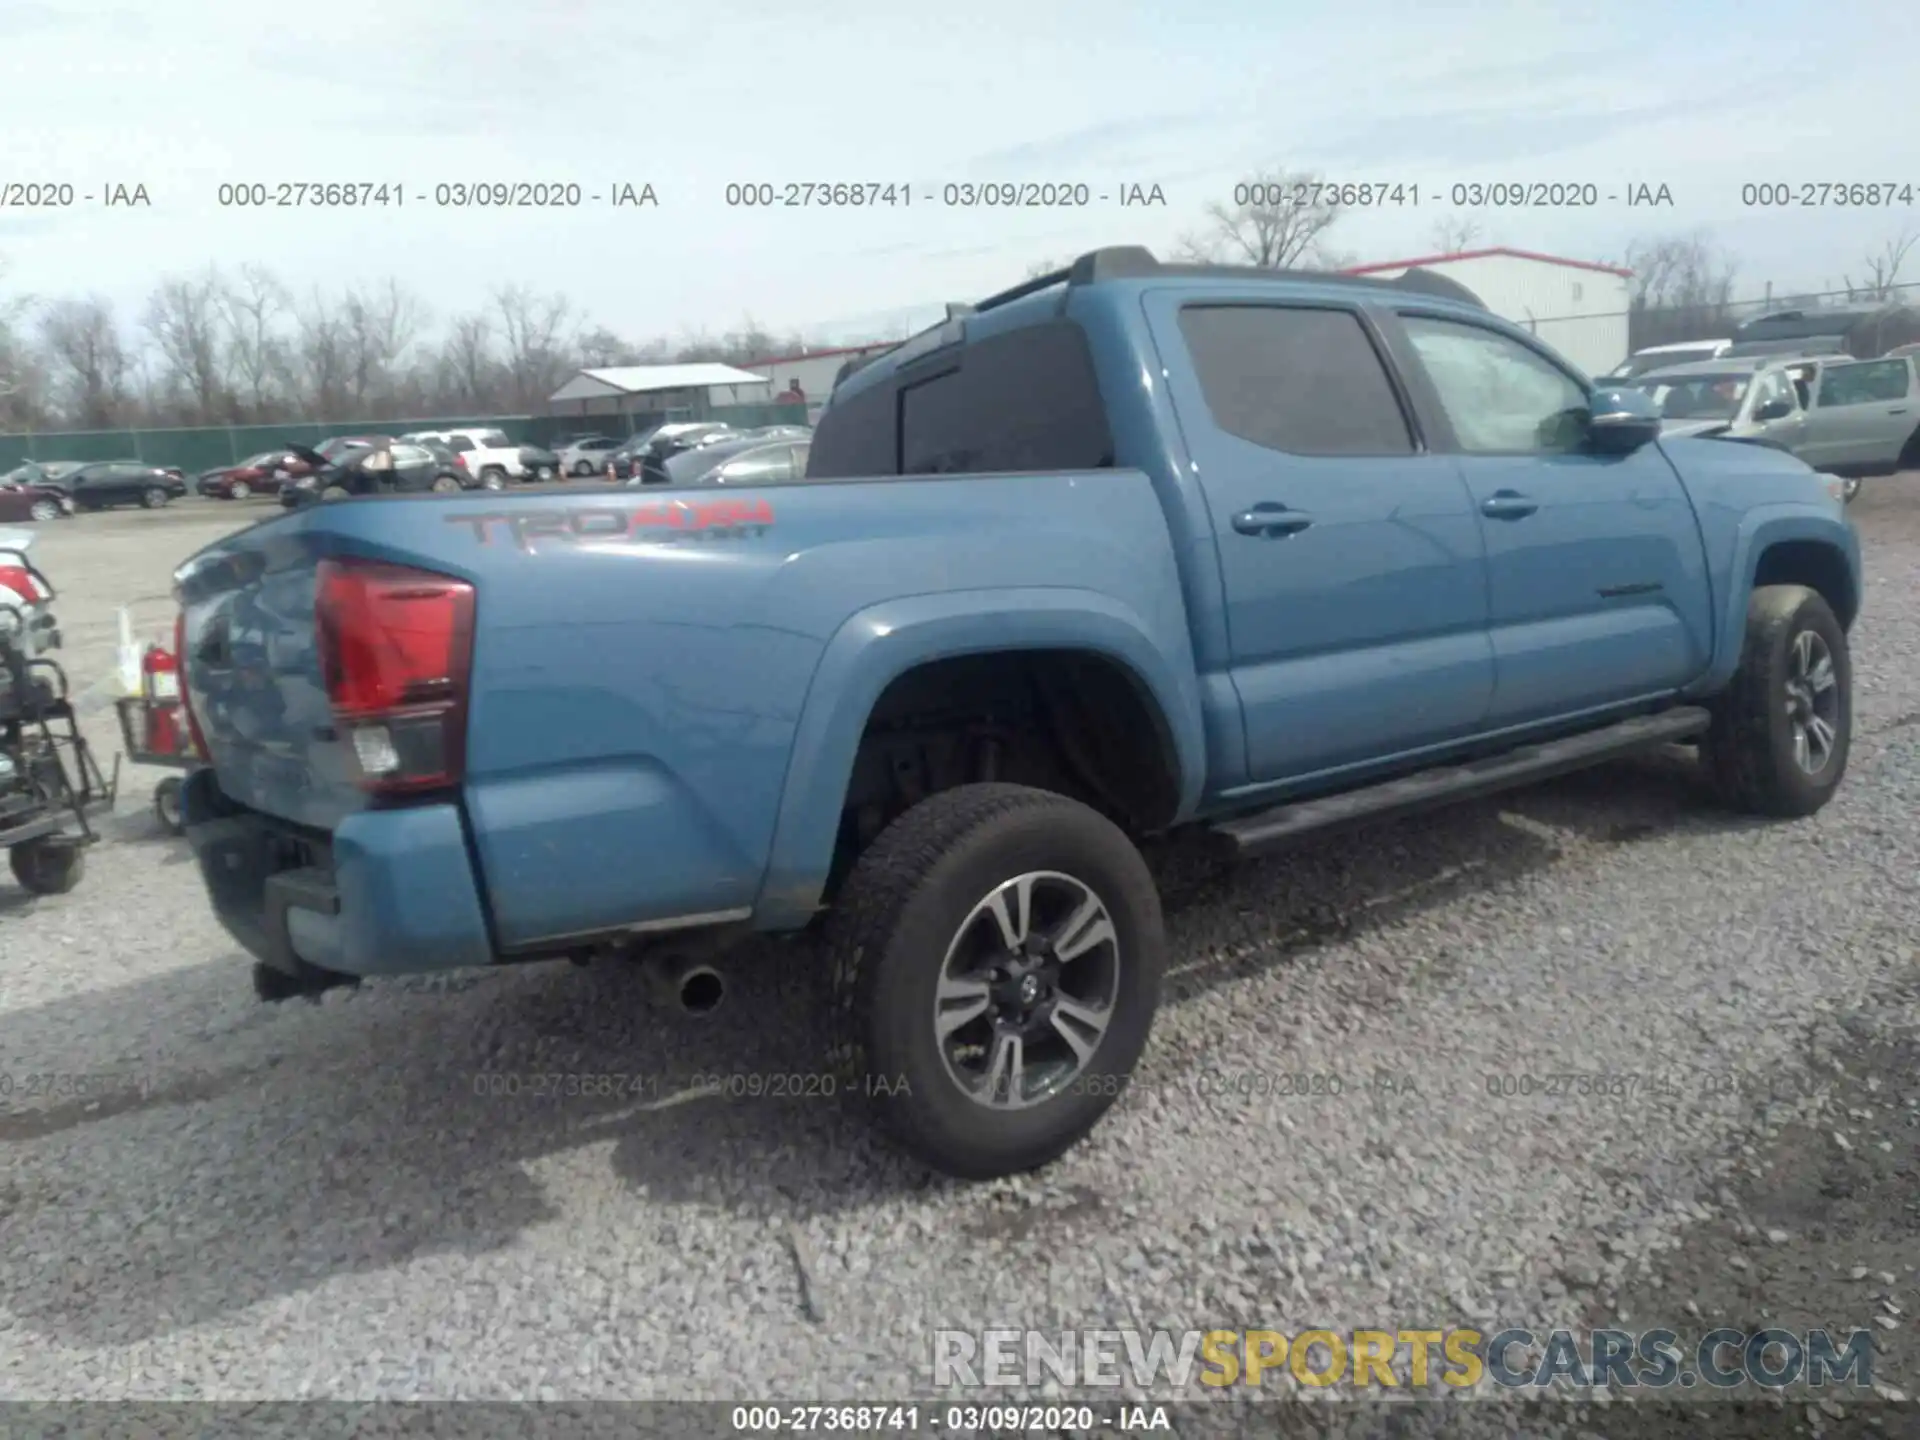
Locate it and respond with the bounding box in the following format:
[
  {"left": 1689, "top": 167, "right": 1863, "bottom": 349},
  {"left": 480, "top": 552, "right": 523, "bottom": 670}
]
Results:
[
  {"left": 174, "top": 611, "right": 210, "bottom": 761},
  {"left": 315, "top": 558, "right": 475, "bottom": 794}
]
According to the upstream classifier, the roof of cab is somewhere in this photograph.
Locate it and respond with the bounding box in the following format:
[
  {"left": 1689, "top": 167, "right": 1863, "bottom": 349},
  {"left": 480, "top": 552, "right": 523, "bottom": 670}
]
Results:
[{"left": 827, "top": 245, "right": 1492, "bottom": 407}]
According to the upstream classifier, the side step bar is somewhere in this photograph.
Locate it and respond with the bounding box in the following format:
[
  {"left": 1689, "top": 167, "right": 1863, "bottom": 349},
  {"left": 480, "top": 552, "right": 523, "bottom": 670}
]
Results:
[{"left": 1210, "top": 707, "right": 1712, "bottom": 858}]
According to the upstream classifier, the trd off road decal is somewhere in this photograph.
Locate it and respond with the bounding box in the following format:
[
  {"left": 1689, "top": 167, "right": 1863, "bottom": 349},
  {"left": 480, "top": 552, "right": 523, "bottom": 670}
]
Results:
[{"left": 447, "top": 497, "right": 774, "bottom": 552}]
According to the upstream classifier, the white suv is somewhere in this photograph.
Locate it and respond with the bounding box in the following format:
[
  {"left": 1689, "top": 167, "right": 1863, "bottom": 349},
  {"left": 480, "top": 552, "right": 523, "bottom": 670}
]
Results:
[{"left": 402, "top": 428, "right": 526, "bottom": 487}]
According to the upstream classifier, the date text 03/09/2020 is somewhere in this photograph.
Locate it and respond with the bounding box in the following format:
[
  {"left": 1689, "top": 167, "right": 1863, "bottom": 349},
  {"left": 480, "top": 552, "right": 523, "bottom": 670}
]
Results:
[
  {"left": 211, "top": 182, "right": 658, "bottom": 208},
  {"left": 721, "top": 181, "right": 1168, "bottom": 208}
]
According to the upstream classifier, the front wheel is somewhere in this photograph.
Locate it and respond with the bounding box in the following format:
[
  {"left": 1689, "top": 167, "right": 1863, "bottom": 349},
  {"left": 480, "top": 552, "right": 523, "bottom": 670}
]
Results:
[
  {"left": 9, "top": 837, "right": 85, "bottom": 895},
  {"left": 1705, "top": 584, "right": 1850, "bottom": 817},
  {"left": 28, "top": 497, "right": 59, "bottom": 521},
  {"left": 141, "top": 486, "right": 169, "bottom": 508},
  {"left": 826, "top": 783, "right": 1164, "bottom": 1179},
  {"left": 228, "top": 480, "right": 252, "bottom": 500}
]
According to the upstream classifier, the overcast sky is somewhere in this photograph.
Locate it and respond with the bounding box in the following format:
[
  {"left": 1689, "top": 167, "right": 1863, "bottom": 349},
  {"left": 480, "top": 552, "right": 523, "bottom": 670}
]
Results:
[{"left": 2, "top": 0, "right": 1915, "bottom": 347}]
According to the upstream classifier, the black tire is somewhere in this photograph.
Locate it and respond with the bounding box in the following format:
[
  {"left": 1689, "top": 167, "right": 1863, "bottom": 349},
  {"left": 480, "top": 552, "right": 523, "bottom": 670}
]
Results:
[
  {"left": 9, "top": 837, "right": 85, "bottom": 895},
  {"left": 430, "top": 475, "right": 462, "bottom": 493},
  {"left": 1706, "top": 584, "right": 1850, "bottom": 817},
  {"left": 154, "top": 777, "right": 185, "bottom": 835},
  {"left": 320, "top": 484, "right": 351, "bottom": 501},
  {"left": 825, "top": 782, "right": 1164, "bottom": 1179},
  {"left": 531, "top": 464, "right": 555, "bottom": 482},
  {"left": 480, "top": 466, "right": 507, "bottom": 487},
  {"left": 28, "top": 497, "right": 59, "bottom": 521},
  {"left": 571, "top": 460, "right": 594, "bottom": 477},
  {"left": 141, "top": 486, "right": 168, "bottom": 508}
]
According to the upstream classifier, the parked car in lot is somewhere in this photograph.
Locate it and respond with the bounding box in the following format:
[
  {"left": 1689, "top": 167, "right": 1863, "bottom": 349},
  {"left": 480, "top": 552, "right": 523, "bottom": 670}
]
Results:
[
  {"left": 647, "top": 435, "right": 812, "bottom": 487},
  {"left": 174, "top": 246, "right": 1864, "bottom": 1180},
  {"left": 402, "top": 428, "right": 525, "bottom": 486},
  {"left": 0, "top": 478, "right": 74, "bottom": 522},
  {"left": 280, "top": 440, "right": 468, "bottom": 508},
  {"left": 557, "top": 434, "right": 622, "bottom": 476},
  {"left": 1600, "top": 338, "right": 1733, "bottom": 381},
  {"left": 1626, "top": 352, "right": 1919, "bottom": 503},
  {"left": 607, "top": 422, "right": 735, "bottom": 481},
  {"left": 200, "top": 449, "right": 316, "bottom": 500},
  {"left": 2, "top": 461, "right": 82, "bottom": 491},
  {"left": 519, "top": 444, "right": 561, "bottom": 482},
  {"left": 58, "top": 460, "right": 187, "bottom": 510}
]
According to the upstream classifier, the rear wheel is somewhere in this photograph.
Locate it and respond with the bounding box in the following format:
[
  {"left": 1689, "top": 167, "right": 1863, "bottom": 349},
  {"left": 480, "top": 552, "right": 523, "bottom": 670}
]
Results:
[
  {"left": 430, "top": 475, "right": 462, "bottom": 493},
  {"left": 10, "top": 837, "right": 85, "bottom": 895},
  {"left": 228, "top": 480, "right": 252, "bottom": 500},
  {"left": 141, "top": 486, "right": 168, "bottom": 508},
  {"left": 154, "top": 777, "right": 185, "bottom": 835},
  {"left": 827, "top": 783, "right": 1164, "bottom": 1179},
  {"left": 1706, "top": 584, "right": 1850, "bottom": 817}
]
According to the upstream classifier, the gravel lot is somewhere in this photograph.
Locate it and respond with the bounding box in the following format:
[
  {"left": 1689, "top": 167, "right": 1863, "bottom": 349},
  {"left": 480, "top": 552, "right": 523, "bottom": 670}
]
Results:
[{"left": 3, "top": 483, "right": 1919, "bottom": 1426}]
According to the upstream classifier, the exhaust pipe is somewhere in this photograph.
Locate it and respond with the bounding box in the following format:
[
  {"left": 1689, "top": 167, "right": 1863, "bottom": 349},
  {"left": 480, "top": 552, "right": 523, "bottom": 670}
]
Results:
[{"left": 645, "top": 953, "right": 726, "bottom": 1017}]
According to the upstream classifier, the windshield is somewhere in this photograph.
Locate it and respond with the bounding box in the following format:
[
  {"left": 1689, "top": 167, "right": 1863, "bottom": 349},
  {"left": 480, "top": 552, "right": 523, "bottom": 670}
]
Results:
[{"left": 1628, "top": 372, "right": 1752, "bottom": 421}]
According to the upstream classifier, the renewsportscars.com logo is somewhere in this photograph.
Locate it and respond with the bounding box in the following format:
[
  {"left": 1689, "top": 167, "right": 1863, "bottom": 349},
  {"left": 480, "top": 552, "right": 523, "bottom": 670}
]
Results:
[{"left": 933, "top": 1326, "right": 1878, "bottom": 1391}]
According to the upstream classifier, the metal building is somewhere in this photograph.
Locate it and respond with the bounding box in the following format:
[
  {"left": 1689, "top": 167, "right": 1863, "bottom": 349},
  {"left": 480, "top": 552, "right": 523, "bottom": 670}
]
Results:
[
  {"left": 547, "top": 363, "right": 772, "bottom": 426},
  {"left": 1341, "top": 247, "right": 1634, "bottom": 377}
]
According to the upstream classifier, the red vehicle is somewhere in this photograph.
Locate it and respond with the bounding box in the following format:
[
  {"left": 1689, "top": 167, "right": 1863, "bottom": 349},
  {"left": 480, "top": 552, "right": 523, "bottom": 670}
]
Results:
[
  {"left": 198, "top": 450, "right": 317, "bottom": 500},
  {"left": 0, "top": 482, "right": 74, "bottom": 523}
]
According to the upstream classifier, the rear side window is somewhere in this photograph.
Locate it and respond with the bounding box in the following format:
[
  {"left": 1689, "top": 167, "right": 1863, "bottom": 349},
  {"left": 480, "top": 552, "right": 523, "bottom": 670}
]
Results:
[
  {"left": 447, "top": 436, "right": 474, "bottom": 452},
  {"left": 1179, "top": 305, "right": 1414, "bottom": 455},
  {"left": 808, "top": 319, "right": 1112, "bottom": 478}
]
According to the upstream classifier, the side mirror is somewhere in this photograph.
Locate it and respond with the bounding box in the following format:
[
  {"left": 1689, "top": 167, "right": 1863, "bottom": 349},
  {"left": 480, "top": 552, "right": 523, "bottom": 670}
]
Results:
[
  {"left": 1585, "top": 386, "right": 1663, "bottom": 453},
  {"left": 1753, "top": 397, "right": 1793, "bottom": 422}
]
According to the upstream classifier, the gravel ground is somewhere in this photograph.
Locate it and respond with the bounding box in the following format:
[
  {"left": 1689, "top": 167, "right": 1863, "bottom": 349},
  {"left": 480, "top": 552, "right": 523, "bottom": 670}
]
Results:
[{"left": 3, "top": 482, "right": 1920, "bottom": 1428}]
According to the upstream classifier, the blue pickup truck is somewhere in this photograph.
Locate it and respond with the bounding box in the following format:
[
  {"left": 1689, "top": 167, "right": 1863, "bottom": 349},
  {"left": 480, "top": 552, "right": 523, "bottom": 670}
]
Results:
[{"left": 174, "top": 247, "right": 1861, "bottom": 1179}]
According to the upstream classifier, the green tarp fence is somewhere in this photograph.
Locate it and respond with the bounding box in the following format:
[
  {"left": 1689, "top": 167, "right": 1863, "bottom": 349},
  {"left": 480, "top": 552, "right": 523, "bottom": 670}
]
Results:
[{"left": 0, "top": 405, "right": 807, "bottom": 473}]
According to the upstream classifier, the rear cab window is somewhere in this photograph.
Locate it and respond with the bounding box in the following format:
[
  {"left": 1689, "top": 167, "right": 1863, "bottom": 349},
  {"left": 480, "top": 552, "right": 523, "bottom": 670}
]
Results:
[
  {"left": 808, "top": 319, "right": 1114, "bottom": 478},
  {"left": 1177, "top": 304, "right": 1414, "bottom": 455}
]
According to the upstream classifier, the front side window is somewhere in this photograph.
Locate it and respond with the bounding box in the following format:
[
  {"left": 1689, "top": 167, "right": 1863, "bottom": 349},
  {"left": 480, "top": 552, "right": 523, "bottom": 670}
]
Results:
[
  {"left": 1401, "top": 314, "right": 1588, "bottom": 453},
  {"left": 1818, "top": 359, "right": 1911, "bottom": 406}
]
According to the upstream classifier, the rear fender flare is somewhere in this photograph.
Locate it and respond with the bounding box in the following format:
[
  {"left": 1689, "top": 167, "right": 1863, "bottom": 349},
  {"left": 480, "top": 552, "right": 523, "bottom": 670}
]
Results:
[{"left": 753, "top": 587, "right": 1207, "bottom": 928}]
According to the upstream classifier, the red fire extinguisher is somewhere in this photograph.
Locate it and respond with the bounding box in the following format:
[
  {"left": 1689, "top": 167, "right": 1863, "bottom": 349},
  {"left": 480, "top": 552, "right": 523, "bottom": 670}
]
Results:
[{"left": 142, "top": 642, "right": 183, "bottom": 756}]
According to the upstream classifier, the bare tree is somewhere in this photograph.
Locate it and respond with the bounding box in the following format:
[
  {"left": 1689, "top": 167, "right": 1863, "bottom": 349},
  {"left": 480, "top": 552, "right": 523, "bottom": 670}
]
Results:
[
  {"left": 1844, "top": 226, "right": 1919, "bottom": 302},
  {"left": 0, "top": 258, "right": 50, "bottom": 429},
  {"left": 1620, "top": 231, "right": 1740, "bottom": 349},
  {"left": 338, "top": 279, "right": 426, "bottom": 415},
  {"left": 144, "top": 269, "right": 230, "bottom": 422},
  {"left": 438, "top": 312, "right": 498, "bottom": 409},
  {"left": 495, "top": 284, "right": 574, "bottom": 410},
  {"left": 1175, "top": 169, "right": 1344, "bottom": 269},
  {"left": 290, "top": 287, "right": 352, "bottom": 417},
  {"left": 39, "top": 296, "right": 133, "bottom": 428},
  {"left": 218, "top": 264, "right": 292, "bottom": 417},
  {"left": 1427, "top": 215, "right": 1483, "bottom": 254}
]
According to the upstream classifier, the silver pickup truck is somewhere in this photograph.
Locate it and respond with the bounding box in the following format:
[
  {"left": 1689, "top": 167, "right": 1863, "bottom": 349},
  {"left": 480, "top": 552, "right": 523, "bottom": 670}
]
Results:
[{"left": 1626, "top": 351, "right": 1920, "bottom": 501}]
